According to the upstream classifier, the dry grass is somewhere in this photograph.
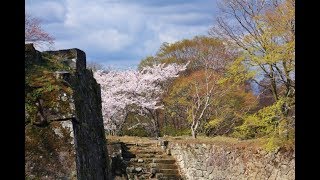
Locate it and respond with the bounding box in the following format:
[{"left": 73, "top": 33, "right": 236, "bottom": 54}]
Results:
[
  {"left": 163, "top": 135, "right": 267, "bottom": 148},
  {"left": 107, "top": 135, "right": 159, "bottom": 144},
  {"left": 106, "top": 135, "right": 267, "bottom": 149}
]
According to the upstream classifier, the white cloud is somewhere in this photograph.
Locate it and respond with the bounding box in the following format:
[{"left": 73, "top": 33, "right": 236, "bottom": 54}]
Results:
[
  {"left": 85, "top": 29, "right": 133, "bottom": 52},
  {"left": 26, "top": 1, "right": 66, "bottom": 23},
  {"left": 158, "top": 13, "right": 211, "bottom": 25},
  {"left": 26, "top": 0, "right": 219, "bottom": 68}
]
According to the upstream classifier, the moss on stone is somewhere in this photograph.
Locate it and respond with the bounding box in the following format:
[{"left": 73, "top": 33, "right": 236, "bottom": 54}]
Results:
[
  {"left": 25, "top": 49, "right": 74, "bottom": 125},
  {"left": 25, "top": 123, "right": 76, "bottom": 179}
]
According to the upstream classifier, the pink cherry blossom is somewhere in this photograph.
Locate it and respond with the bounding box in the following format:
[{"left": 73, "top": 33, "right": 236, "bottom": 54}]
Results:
[{"left": 94, "top": 63, "right": 188, "bottom": 134}]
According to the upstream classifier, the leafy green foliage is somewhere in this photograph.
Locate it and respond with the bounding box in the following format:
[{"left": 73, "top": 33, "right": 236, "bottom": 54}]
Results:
[
  {"left": 203, "top": 84, "right": 258, "bottom": 136},
  {"left": 138, "top": 56, "right": 158, "bottom": 70},
  {"left": 161, "top": 125, "right": 191, "bottom": 136},
  {"left": 138, "top": 36, "right": 236, "bottom": 71},
  {"left": 120, "top": 126, "right": 150, "bottom": 137},
  {"left": 233, "top": 99, "right": 283, "bottom": 139}
]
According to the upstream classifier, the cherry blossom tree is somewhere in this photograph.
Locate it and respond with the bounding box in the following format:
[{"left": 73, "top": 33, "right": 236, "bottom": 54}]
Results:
[
  {"left": 25, "top": 13, "right": 54, "bottom": 49},
  {"left": 94, "top": 63, "right": 188, "bottom": 136}
]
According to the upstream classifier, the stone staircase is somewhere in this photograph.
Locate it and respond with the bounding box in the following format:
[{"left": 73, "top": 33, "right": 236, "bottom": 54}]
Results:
[{"left": 119, "top": 141, "right": 183, "bottom": 180}]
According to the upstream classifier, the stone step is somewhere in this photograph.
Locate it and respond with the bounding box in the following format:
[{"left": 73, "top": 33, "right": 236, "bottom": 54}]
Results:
[
  {"left": 125, "top": 166, "right": 148, "bottom": 173},
  {"left": 126, "top": 162, "right": 150, "bottom": 167},
  {"left": 131, "top": 149, "right": 164, "bottom": 154},
  {"left": 158, "top": 169, "right": 180, "bottom": 175},
  {"left": 123, "top": 157, "right": 175, "bottom": 165},
  {"left": 150, "top": 163, "right": 178, "bottom": 169},
  {"left": 153, "top": 159, "right": 176, "bottom": 164},
  {"left": 125, "top": 158, "right": 154, "bottom": 165},
  {"left": 126, "top": 164, "right": 150, "bottom": 170},
  {"left": 125, "top": 143, "right": 156, "bottom": 147},
  {"left": 126, "top": 146, "right": 162, "bottom": 150},
  {"left": 128, "top": 148, "right": 161, "bottom": 152},
  {"left": 156, "top": 173, "right": 182, "bottom": 180},
  {"left": 127, "top": 173, "right": 152, "bottom": 180},
  {"left": 126, "top": 163, "right": 179, "bottom": 171},
  {"left": 135, "top": 153, "right": 167, "bottom": 159},
  {"left": 128, "top": 145, "right": 157, "bottom": 148},
  {"left": 124, "top": 160, "right": 148, "bottom": 165}
]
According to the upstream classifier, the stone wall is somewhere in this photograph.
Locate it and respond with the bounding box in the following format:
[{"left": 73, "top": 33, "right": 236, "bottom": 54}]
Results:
[
  {"left": 25, "top": 122, "right": 77, "bottom": 179},
  {"left": 25, "top": 44, "right": 77, "bottom": 179},
  {"left": 70, "top": 55, "right": 110, "bottom": 179},
  {"left": 25, "top": 44, "right": 110, "bottom": 179},
  {"left": 168, "top": 142, "right": 295, "bottom": 180}
]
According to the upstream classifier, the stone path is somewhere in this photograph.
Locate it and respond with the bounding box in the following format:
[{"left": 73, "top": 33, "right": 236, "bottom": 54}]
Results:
[{"left": 111, "top": 139, "right": 183, "bottom": 180}]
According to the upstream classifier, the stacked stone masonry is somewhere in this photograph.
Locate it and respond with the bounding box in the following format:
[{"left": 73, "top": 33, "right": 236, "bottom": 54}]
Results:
[
  {"left": 168, "top": 143, "right": 294, "bottom": 180},
  {"left": 25, "top": 44, "right": 110, "bottom": 179}
]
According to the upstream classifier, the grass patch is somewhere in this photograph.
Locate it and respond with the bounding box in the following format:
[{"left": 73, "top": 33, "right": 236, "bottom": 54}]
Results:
[{"left": 106, "top": 135, "right": 268, "bottom": 149}]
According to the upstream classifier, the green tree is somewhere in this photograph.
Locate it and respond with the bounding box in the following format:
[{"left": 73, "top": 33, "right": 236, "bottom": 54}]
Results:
[
  {"left": 138, "top": 36, "right": 237, "bottom": 71},
  {"left": 211, "top": 0, "right": 295, "bottom": 146},
  {"left": 211, "top": 0, "right": 295, "bottom": 107}
]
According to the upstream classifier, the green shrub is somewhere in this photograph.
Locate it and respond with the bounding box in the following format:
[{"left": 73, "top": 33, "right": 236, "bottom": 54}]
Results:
[
  {"left": 160, "top": 125, "right": 191, "bottom": 136},
  {"left": 232, "top": 98, "right": 295, "bottom": 151},
  {"left": 232, "top": 99, "right": 284, "bottom": 139},
  {"left": 120, "top": 126, "right": 150, "bottom": 137}
]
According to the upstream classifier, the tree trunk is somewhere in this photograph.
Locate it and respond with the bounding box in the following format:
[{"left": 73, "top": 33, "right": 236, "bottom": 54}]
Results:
[
  {"left": 191, "top": 118, "right": 200, "bottom": 139},
  {"left": 147, "top": 108, "right": 161, "bottom": 138},
  {"left": 154, "top": 119, "right": 160, "bottom": 138},
  {"left": 191, "top": 127, "right": 197, "bottom": 139},
  {"left": 269, "top": 65, "right": 279, "bottom": 101}
]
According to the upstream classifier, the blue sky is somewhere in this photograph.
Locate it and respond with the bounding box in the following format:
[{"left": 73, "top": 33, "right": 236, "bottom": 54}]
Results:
[{"left": 26, "top": 0, "right": 219, "bottom": 69}]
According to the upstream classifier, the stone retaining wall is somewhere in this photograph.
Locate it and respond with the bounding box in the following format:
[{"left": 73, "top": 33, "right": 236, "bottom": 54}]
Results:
[{"left": 168, "top": 142, "right": 295, "bottom": 180}]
